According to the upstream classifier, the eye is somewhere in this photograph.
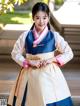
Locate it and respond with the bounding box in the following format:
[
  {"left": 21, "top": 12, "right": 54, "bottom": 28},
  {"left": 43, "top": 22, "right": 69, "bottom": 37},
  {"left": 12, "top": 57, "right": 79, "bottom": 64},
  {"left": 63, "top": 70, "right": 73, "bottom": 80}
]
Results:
[
  {"left": 43, "top": 17, "right": 46, "bottom": 19},
  {"left": 36, "top": 17, "right": 39, "bottom": 19},
  {"left": 35, "top": 16, "right": 40, "bottom": 19}
]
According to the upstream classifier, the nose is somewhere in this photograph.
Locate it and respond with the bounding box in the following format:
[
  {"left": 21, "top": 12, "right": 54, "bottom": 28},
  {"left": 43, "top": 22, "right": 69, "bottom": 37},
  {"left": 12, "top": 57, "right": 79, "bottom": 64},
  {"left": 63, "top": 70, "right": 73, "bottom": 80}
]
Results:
[{"left": 40, "top": 18, "right": 43, "bottom": 24}]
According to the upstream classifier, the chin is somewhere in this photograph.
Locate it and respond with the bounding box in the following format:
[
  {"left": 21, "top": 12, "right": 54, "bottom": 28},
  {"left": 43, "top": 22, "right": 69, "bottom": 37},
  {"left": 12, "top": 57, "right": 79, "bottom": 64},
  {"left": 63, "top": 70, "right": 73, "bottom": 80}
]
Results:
[{"left": 39, "top": 26, "right": 45, "bottom": 30}]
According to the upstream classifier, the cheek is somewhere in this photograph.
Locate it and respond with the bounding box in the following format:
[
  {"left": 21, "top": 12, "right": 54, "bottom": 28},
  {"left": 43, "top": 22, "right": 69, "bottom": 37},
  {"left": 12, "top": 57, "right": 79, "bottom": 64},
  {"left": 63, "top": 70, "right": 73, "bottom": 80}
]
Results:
[
  {"left": 34, "top": 20, "right": 39, "bottom": 24},
  {"left": 46, "top": 19, "right": 49, "bottom": 23},
  {"left": 35, "top": 22, "right": 39, "bottom": 26}
]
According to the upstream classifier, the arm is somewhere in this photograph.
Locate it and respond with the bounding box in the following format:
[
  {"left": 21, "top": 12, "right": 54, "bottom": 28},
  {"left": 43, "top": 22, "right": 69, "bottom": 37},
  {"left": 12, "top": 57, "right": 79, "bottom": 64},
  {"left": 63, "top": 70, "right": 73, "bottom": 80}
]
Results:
[
  {"left": 54, "top": 32, "right": 74, "bottom": 66},
  {"left": 11, "top": 31, "right": 29, "bottom": 67},
  {"left": 38, "top": 32, "right": 73, "bottom": 67},
  {"left": 11, "top": 30, "right": 42, "bottom": 68}
]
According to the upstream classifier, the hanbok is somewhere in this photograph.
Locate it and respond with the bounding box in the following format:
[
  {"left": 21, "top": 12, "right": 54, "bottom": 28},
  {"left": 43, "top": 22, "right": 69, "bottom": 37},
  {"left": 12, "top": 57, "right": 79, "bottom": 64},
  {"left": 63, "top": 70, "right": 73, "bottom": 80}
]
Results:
[{"left": 8, "top": 27, "right": 74, "bottom": 106}]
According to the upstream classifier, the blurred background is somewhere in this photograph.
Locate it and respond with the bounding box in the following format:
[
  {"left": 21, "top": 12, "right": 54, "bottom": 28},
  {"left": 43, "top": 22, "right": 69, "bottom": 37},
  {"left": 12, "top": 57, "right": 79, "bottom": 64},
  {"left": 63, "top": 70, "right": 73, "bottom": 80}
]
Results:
[{"left": 0, "top": 0, "right": 80, "bottom": 106}]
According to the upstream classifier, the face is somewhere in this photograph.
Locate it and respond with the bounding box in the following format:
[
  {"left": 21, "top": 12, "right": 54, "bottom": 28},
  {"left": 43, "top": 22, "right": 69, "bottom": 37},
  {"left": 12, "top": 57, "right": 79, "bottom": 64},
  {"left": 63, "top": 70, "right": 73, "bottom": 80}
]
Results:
[{"left": 33, "top": 11, "right": 49, "bottom": 33}]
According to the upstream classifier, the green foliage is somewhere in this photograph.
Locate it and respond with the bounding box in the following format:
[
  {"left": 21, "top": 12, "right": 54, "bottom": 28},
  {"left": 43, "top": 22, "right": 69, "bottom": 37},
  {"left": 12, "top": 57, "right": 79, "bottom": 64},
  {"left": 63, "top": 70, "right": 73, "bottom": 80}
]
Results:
[
  {"left": 0, "top": 0, "right": 28, "bottom": 14},
  {"left": 42, "top": 0, "right": 48, "bottom": 4},
  {"left": 0, "top": 12, "right": 32, "bottom": 24},
  {"left": 55, "top": 0, "right": 64, "bottom": 5},
  {"left": 14, "top": 0, "right": 27, "bottom": 5}
]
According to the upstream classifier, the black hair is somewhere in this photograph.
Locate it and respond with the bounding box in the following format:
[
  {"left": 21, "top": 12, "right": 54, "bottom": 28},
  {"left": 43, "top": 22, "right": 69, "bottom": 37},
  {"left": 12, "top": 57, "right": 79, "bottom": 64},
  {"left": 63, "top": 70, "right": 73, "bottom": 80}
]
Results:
[{"left": 32, "top": 2, "right": 50, "bottom": 18}]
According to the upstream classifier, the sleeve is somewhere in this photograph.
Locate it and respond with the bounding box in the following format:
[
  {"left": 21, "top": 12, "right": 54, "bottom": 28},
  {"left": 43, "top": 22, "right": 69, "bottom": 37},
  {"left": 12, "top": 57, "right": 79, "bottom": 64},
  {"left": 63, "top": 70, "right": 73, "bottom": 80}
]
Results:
[
  {"left": 54, "top": 32, "right": 74, "bottom": 66},
  {"left": 11, "top": 31, "right": 29, "bottom": 66}
]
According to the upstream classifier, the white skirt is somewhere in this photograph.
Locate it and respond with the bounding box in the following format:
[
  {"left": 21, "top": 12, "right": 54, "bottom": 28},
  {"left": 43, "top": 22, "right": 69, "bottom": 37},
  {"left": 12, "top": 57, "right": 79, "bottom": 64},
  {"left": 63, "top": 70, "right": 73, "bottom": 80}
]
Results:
[
  {"left": 24, "top": 63, "right": 73, "bottom": 106},
  {"left": 8, "top": 53, "right": 73, "bottom": 106}
]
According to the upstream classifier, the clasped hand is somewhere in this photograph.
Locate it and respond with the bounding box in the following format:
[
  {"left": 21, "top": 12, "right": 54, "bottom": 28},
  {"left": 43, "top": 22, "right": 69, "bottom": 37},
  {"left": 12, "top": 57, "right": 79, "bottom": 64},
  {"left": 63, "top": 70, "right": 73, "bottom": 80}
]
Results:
[{"left": 28, "top": 58, "right": 55, "bottom": 68}]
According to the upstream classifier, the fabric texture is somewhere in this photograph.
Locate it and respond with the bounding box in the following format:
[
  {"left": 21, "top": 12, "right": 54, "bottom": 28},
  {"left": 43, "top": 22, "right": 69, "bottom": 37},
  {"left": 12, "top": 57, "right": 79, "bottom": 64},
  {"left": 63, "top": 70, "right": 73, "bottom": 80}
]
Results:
[{"left": 8, "top": 29, "right": 74, "bottom": 106}]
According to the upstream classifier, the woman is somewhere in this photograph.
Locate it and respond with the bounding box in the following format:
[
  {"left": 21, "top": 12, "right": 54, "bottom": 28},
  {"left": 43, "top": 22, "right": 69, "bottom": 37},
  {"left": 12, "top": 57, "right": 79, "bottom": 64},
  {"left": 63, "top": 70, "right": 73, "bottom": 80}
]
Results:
[{"left": 8, "top": 2, "right": 74, "bottom": 106}]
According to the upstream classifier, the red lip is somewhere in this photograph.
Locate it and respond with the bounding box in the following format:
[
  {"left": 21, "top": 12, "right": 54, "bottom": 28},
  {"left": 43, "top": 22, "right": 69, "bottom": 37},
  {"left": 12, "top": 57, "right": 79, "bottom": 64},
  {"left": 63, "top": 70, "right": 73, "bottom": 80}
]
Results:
[{"left": 39, "top": 25, "right": 44, "bottom": 27}]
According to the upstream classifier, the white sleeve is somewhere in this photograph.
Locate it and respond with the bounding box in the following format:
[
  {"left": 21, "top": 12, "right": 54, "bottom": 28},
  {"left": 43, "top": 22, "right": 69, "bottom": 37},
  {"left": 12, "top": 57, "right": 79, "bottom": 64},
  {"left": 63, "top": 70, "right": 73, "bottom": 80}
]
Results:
[
  {"left": 11, "top": 31, "right": 29, "bottom": 66},
  {"left": 54, "top": 32, "right": 74, "bottom": 66}
]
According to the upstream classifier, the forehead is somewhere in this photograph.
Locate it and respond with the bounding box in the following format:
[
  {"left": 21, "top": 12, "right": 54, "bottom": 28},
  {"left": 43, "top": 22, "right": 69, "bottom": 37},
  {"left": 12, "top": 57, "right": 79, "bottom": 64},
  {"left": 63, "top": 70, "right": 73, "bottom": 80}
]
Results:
[{"left": 35, "top": 11, "right": 48, "bottom": 17}]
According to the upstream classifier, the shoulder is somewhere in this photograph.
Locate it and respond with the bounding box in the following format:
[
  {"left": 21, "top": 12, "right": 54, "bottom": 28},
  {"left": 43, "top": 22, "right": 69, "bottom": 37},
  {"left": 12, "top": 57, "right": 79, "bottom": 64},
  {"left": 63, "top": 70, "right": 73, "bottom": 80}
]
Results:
[
  {"left": 50, "top": 31, "right": 61, "bottom": 37},
  {"left": 50, "top": 31, "right": 65, "bottom": 41},
  {"left": 15, "top": 30, "right": 30, "bottom": 45},
  {"left": 50, "top": 30, "right": 59, "bottom": 36},
  {"left": 20, "top": 30, "right": 30, "bottom": 38},
  {"left": 18, "top": 30, "right": 30, "bottom": 41}
]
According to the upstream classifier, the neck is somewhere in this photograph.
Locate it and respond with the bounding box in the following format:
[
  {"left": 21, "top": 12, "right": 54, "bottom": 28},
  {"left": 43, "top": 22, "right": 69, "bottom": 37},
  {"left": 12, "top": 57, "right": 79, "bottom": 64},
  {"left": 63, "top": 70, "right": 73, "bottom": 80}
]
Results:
[{"left": 35, "top": 26, "right": 45, "bottom": 35}]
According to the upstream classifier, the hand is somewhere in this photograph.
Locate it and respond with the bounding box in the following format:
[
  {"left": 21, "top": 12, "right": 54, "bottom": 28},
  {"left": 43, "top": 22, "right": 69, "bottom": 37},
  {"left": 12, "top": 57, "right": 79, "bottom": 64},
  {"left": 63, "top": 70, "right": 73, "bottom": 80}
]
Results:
[
  {"left": 46, "top": 57, "right": 57, "bottom": 64},
  {"left": 40, "top": 58, "right": 57, "bottom": 67},
  {"left": 28, "top": 60, "right": 41, "bottom": 68},
  {"left": 23, "top": 60, "right": 29, "bottom": 68},
  {"left": 40, "top": 60, "right": 47, "bottom": 67}
]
